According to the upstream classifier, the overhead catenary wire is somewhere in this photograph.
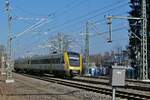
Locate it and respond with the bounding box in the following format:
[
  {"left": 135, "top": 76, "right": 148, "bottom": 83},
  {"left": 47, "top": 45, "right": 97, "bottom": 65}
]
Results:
[
  {"left": 54, "top": 0, "right": 88, "bottom": 17},
  {"left": 91, "top": 25, "right": 129, "bottom": 37},
  {"left": 49, "top": 0, "right": 129, "bottom": 34},
  {"left": 21, "top": 24, "right": 129, "bottom": 51},
  {"left": 12, "top": 0, "right": 129, "bottom": 34},
  {"left": 29, "top": 1, "right": 127, "bottom": 35},
  {"left": 47, "top": 2, "right": 129, "bottom": 34},
  {"left": 14, "top": 13, "right": 55, "bottom": 39},
  {"left": 12, "top": 1, "right": 54, "bottom": 17},
  {"left": 15, "top": 18, "right": 47, "bottom": 38},
  {"left": 16, "top": 22, "right": 129, "bottom": 53},
  {"left": 12, "top": 0, "right": 83, "bottom": 17},
  {"left": 13, "top": 0, "right": 128, "bottom": 38},
  {"left": 17, "top": 21, "right": 129, "bottom": 49},
  {"left": 58, "top": 0, "right": 127, "bottom": 22},
  {"left": 13, "top": 0, "right": 130, "bottom": 57}
]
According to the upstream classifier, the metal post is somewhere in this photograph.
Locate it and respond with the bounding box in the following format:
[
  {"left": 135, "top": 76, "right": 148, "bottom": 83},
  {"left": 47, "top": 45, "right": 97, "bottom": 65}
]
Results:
[
  {"left": 63, "top": 36, "right": 69, "bottom": 52},
  {"left": 58, "top": 33, "right": 63, "bottom": 53},
  {"left": 112, "top": 87, "right": 116, "bottom": 100},
  {"left": 107, "top": 17, "right": 112, "bottom": 43},
  {"left": 5, "top": 0, "right": 14, "bottom": 83},
  {"left": 85, "top": 21, "right": 90, "bottom": 67},
  {"left": 1, "top": 52, "right": 6, "bottom": 75},
  {"left": 141, "top": 0, "right": 148, "bottom": 80},
  {"left": 58, "top": 33, "right": 61, "bottom": 53}
]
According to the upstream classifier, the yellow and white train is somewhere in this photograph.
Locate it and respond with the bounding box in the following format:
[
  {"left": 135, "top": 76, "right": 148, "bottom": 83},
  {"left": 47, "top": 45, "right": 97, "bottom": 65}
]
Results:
[{"left": 14, "top": 51, "right": 83, "bottom": 77}]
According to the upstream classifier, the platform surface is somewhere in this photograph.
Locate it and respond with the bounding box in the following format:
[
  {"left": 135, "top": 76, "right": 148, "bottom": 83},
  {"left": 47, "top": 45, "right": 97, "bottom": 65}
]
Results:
[
  {"left": 0, "top": 73, "right": 113, "bottom": 100},
  {"left": 0, "top": 73, "right": 80, "bottom": 100}
]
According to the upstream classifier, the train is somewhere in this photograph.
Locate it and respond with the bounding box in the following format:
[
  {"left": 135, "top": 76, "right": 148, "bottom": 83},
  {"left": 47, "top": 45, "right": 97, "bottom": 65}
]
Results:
[{"left": 14, "top": 51, "right": 83, "bottom": 77}]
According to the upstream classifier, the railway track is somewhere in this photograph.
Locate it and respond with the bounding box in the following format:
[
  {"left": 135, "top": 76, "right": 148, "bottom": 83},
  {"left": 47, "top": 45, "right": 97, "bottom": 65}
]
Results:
[
  {"left": 20, "top": 73, "right": 150, "bottom": 100},
  {"left": 77, "top": 76, "right": 150, "bottom": 91}
]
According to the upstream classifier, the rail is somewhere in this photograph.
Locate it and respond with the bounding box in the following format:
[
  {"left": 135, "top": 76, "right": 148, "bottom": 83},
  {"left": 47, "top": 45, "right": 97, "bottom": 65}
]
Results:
[{"left": 19, "top": 73, "right": 150, "bottom": 100}]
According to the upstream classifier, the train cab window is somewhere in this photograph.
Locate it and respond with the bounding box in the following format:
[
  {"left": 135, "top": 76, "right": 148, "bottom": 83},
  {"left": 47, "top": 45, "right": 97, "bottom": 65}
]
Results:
[{"left": 68, "top": 52, "right": 80, "bottom": 66}]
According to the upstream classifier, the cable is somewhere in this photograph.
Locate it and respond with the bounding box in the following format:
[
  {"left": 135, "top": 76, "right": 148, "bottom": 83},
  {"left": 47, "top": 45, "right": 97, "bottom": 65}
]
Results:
[
  {"left": 43, "top": 1, "right": 127, "bottom": 32},
  {"left": 12, "top": 0, "right": 82, "bottom": 17},
  {"left": 13, "top": 1, "right": 129, "bottom": 54},
  {"left": 48, "top": 2, "right": 128, "bottom": 33},
  {"left": 19, "top": 22, "right": 129, "bottom": 48},
  {"left": 55, "top": 0, "right": 87, "bottom": 16},
  {"left": 44, "top": 0, "right": 128, "bottom": 34},
  {"left": 12, "top": 3, "right": 47, "bottom": 17},
  {"left": 54, "top": 0, "right": 79, "bottom": 15},
  {"left": 91, "top": 25, "right": 128, "bottom": 37},
  {"left": 13, "top": 0, "right": 127, "bottom": 38},
  {"left": 18, "top": 19, "right": 128, "bottom": 43},
  {"left": 15, "top": 19, "right": 47, "bottom": 38},
  {"left": 17, "top": 26, "right": 129, "bottom": 57},
  {"left": 60, "top": 13, "right": 129, "bottom": 39}
]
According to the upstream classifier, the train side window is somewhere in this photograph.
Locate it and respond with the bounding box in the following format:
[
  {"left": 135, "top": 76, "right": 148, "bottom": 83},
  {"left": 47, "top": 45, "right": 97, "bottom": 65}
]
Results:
[
  {"left": 61, "top": 56, "right": 64, "bottom": 63},
  {"left": 55, "top": 58, "right": 57, "bottom": 64},
  {"left": 43, "top": 59, "right": 49, "bottom": 64},
  {"left": 54, "top": 59, "right": 57, "bottom": 64},
  {"left": 37, "top": 59, "right": 48, "bottom": 64},
  {"left": 54, "top": 59, "right": 56, "bottom": 63},
  {"left": 31, "top": 60, "right": 39, "bottom": 64},
  {"left": 48, "top": 58, "right": 61, "bottom": 64},
  {"left": 51, "top": 59, "right": 54, "bottom": 63},
  {"left": 49, "top": 59, "right": 52, "bottom": 63},
  {"left": 50, "top": 59, "right": 54, "bottom": 64},
  {"left": 55, "top": 58, "right": 58, "bottom": 64},
  {"left": 56, "top": 58, "right": 61, "bottom": 64},
  {"left": 28, "top": 60, "right": 30, "bottom": 64}
]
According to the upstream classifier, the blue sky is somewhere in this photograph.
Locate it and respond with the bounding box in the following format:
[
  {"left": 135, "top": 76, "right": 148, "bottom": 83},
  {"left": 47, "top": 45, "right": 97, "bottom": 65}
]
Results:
[{"left": 0, "top": 0, "right": 130, "bottom": 58}]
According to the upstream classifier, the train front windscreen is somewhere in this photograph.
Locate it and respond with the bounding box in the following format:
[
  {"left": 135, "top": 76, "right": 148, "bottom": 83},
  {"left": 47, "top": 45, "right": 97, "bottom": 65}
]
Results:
[{"left": 68, "top": 52, "right": 80, "bottom": 66}]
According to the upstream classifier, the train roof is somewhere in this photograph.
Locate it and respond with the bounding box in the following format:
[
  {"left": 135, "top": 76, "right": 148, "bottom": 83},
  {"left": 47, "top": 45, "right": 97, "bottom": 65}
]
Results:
[
  {"left": 15, "top": 53, "right": 63, "bottom": 62},
  {"left": 15, "top": 51, "right": 80, "bottom": 62}
]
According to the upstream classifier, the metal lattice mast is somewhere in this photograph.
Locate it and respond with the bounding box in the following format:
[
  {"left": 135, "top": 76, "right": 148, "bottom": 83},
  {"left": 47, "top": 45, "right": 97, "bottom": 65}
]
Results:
[
  {"left": 1, "top": 51, "right": 6, "bottom": 75},
  {"left": 85, "top": 21, "right": 90, "bottom": 67},
  {"left": 141, "top": 0, "right": 148, "bottom": 80},
  {"left": 5, "top": 0, "right": 14, "bottom": 83},
  {"left": 58, "top": 33, "right": 62, "bottom": 53},
  {"left": 106, "top": 1, "right": 148, "bottom": 80}
]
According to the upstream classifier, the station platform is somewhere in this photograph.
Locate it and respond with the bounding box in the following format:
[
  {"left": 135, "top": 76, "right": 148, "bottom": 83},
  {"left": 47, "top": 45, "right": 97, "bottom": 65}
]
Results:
[{"left": 0, "top": 73, "right": 79, "bottom": 100}]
